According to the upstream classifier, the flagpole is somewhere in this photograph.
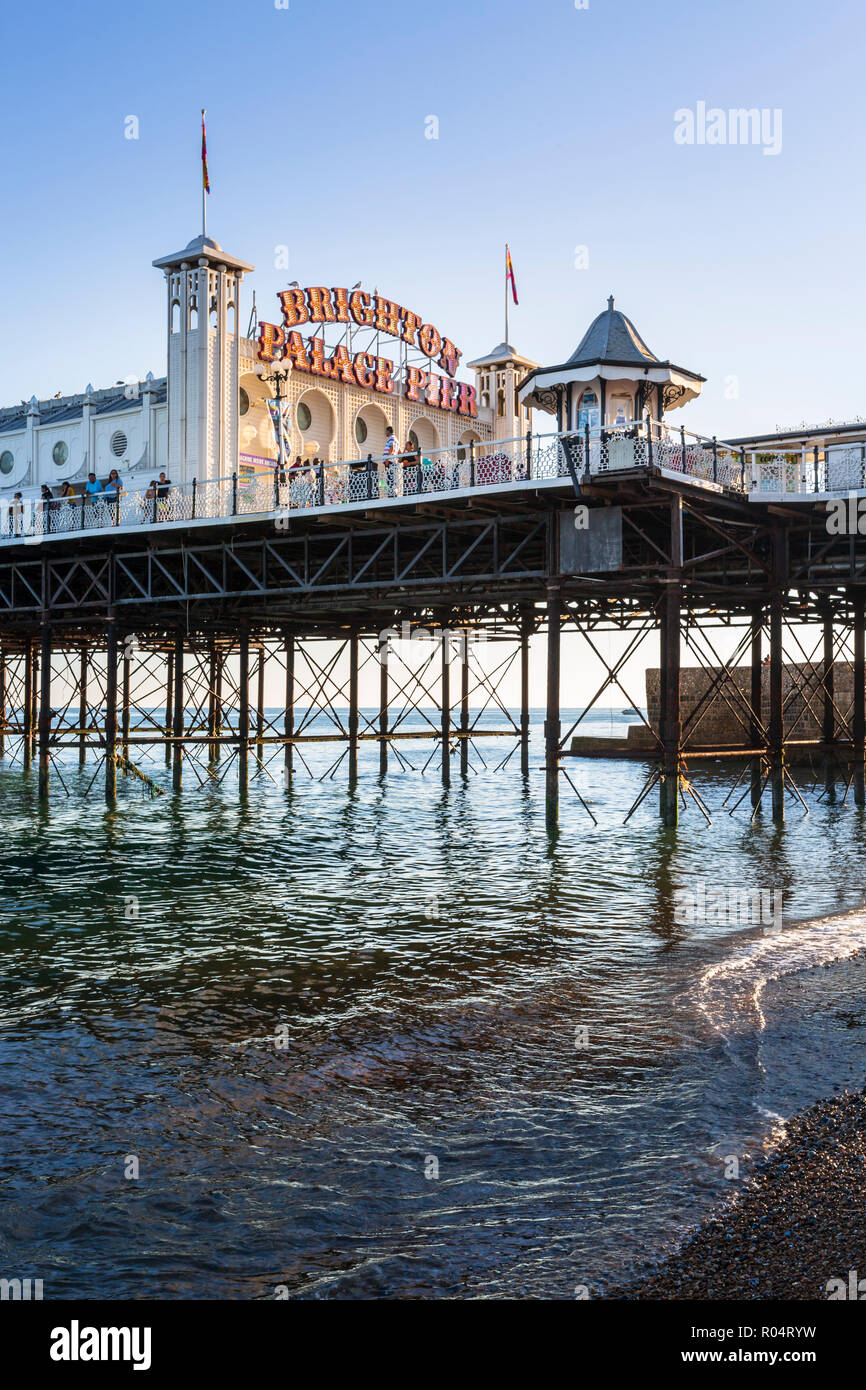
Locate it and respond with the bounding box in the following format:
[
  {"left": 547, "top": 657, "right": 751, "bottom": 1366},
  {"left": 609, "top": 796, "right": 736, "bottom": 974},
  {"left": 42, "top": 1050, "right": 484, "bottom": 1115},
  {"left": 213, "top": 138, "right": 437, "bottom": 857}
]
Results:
[
  {"left": 505, "top": 244, "right": 508, "bottom": 345},
  {"left": 202, "top": 109, "right": 207, "bottom": 239}
]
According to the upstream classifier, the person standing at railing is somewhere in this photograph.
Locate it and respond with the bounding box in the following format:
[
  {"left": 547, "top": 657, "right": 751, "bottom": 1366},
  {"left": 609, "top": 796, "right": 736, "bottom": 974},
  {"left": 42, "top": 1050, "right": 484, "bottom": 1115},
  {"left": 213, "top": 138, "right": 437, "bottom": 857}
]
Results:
[
  {"left": 40, "top": 485, "right": 54, "bottom": 534},
  {"left": 104, "top": 469, "right": 124, "bottom": 524},
  {"left": 402, "top": 438, "right": 421, "bottom": 495},
  {"left": 382, "top": 426, "right": 400, "bottom": 498},
  {"left": 84, "top": 472, "right": 103, "bottom": 525},
  {"left": 11, "top": 492, "right": 24, "bottom": 538},
  {"left": 156, "top": 471, "right": 172, "bottom": 522}
]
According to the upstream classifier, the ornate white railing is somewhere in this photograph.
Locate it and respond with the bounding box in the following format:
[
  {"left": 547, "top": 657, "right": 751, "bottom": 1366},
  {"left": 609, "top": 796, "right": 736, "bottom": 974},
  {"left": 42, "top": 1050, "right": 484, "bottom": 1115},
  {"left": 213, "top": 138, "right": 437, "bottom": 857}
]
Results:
[{"left": 1, "top": 423, "right": 862, "bottom": 543}]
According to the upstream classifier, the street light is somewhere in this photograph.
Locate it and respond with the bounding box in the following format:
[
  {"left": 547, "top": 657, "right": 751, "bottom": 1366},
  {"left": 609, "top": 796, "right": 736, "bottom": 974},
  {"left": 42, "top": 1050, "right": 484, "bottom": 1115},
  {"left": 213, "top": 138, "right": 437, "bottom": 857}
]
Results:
[{"left": 255, "top": 356, "right": 293, "bottom": 478}]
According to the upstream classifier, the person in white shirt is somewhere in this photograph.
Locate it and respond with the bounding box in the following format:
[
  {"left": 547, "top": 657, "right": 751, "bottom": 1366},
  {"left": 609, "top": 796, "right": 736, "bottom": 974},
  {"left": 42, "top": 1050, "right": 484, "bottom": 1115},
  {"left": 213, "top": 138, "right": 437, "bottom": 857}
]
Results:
[{"left": 381, "top": 426, "right": 400, "bottom": 497}]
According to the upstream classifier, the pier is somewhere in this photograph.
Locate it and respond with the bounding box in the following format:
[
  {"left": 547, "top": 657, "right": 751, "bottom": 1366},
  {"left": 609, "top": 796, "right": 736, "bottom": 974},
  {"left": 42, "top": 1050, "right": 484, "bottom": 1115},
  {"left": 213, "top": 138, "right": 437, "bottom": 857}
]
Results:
[{"left": 2, "top": 418, "right": 865, "bottom": 825}]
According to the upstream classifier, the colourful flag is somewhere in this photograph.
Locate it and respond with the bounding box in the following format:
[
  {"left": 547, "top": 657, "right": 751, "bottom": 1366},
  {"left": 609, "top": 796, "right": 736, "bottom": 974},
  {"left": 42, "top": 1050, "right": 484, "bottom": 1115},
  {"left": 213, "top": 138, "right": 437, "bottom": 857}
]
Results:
[
  {"left": 506, "top": 245, "right": 518, "bottom": 305},
  {"left": 201, "top": 109, "right": 210, "bottom": 194}
]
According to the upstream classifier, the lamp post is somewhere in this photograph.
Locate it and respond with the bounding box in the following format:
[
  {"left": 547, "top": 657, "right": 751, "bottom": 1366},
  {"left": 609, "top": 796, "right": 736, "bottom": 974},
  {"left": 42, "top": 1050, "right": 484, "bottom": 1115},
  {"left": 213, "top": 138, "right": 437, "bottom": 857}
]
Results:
[{"left": 256, "top": 356, "right": 293, "bottom": 481}]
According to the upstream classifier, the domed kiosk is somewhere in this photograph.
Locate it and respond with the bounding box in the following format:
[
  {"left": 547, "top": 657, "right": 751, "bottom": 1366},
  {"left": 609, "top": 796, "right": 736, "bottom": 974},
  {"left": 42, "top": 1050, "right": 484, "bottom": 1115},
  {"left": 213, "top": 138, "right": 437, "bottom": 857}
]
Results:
[{"left": 518, "top": 297, "right": 704, "bottom": 433}]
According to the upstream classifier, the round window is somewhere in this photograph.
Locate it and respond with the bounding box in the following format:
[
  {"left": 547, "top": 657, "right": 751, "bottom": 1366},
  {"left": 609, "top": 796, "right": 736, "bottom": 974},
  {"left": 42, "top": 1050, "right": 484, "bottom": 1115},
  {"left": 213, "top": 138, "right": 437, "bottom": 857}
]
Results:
[
  {"left": 239, "top": 387, "right": 250, "bottom": 416},
  {"left": 0, "top": 450, "right": 14, "bottom": 475},
  {"left": 297, "top": 402, "right": 312, "bottom": 432},
  {"left": 53, "top": 441, "right": 69, "bottom": 466},
  {"left": 355, "top": 416, "right": 368, "bottom": 445},
  {"left": 110, "top": 430, "right": 128, "bottom": 458}
]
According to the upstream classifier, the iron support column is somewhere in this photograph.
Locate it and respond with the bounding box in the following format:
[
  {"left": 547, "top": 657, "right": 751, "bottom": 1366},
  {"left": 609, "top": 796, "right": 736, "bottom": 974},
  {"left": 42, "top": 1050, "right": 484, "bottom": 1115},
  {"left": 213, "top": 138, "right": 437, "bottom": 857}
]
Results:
[
  {"left": 440, "top": 620, "right": 451, "bottom": 786},
  {"left": 78, "top": 646, "right": 88, "bottom": 765},
  {"left": 750, "top": 608, "right": 764, "bottom": 808},
  {"left": 348, "top": 630, "right": 359, "bottom": 783},
  {"left": 853, "top": 593, "right": 865, "bottom": 805},
  {"left": 769, "top": 593, "right": 785, "bottom": 821},
  {"left": 105, "top": 621, "right": 118, "bottom": 803},
  {"left": 23, "top": 641, "right": 33, "bottom": 771},
  {"left": 378, "top": 633, "right": 388, "bottom": 777},
  {"left": 238, "top": 626, "right": 250, "bottom": 793},
  {"left": 283, "top": 633, "right": 294, "bottom": 781},
  {"left": 520, "top": 608, "right": 531, "bottom": 776},
  {"left": 460, "top": 629, "right": 470, "bottom": 777},
  {"left": 38, "top": 620, "right": 51, "bottom": 799},
  {"left": 172, "top": 630, "right": 183, "bottom": 792},
  {"left": 545, "top": 583, "right": 561, "bottom": 825}
]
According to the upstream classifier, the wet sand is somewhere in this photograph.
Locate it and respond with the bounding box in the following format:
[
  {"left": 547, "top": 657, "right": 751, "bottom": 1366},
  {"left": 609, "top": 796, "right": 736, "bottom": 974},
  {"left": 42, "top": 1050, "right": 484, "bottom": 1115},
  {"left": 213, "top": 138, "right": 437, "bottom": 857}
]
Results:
[{"left": 609, "top": 1089, "right": 866, "bottom": 1300}]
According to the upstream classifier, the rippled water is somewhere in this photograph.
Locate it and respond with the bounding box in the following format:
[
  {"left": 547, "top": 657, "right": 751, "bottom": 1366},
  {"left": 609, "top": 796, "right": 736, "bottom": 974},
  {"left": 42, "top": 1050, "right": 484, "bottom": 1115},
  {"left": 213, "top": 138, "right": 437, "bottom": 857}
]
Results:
[{"left": 2, "top": 708, "right": 866, "bottom": 1299}]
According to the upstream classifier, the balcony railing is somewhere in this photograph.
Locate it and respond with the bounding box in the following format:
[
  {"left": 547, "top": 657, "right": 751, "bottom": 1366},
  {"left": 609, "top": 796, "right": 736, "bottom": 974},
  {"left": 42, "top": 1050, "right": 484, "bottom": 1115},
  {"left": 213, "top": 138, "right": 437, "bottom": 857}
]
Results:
[{"left": 0, "top": 422, "right": 856, "bottom": 544}]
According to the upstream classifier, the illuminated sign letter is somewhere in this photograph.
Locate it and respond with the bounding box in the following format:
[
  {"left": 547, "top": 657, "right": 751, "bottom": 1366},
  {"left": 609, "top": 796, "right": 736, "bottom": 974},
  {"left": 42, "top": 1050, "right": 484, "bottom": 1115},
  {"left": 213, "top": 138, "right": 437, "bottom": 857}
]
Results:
[
  {"left": 438, "top": 338, "right": 462, "bottom": 378},
  {"left": 331, "top": 288, "right": 352, "bottom": 324},
  {"left": 425, "top": 372, "right": 441, "bottom": 408},
  {"left": 374, "top": 357, "right": 396, "bottom": 394},
  {"left": 373, "top": 297, "right": 402, "bottom": 337},
  {"left": 330, "top": 344, "right": 357, "bottom": 385},
  {"left": 278, "top": 288, "right": 309, "bottom": 329},
  {"left": 284, "top": 331, "right": 311, "bottom": 372},
  {"left": 404, "top": 366, "right": 427, "bottom": 402},
  {"left": 418, "top": 323, "right": 442, "bottom": 359},
  {"left": 350, "top": 291, "right": 375, "bottom": 327},
  {"left": 307, "top": 287, "right": 337, "bottom": 323},
  {"left": 354, "top": 352, "right": 377, "bottom": 388},
  {"left": 401, "top": 310, "right": 422, "bottom": 347},
  {"left": 309, "top": 337, "right": 334, "bottom": 376},
  {"left": 458, "top": 382, "right": 478, "bottom": 418},
  {"left": 439, "top": 375, "right": 458, "bottom": 411},
  {"left": 257, "top": 321, "right": 286, "bottom": 362}
]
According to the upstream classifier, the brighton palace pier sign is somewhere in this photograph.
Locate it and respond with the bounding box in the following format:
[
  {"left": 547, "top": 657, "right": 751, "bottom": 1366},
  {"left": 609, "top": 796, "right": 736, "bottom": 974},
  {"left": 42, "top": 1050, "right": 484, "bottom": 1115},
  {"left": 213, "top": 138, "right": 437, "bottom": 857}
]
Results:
[{"left": 256, "top": 286, "right": 478, "bottom": 419}]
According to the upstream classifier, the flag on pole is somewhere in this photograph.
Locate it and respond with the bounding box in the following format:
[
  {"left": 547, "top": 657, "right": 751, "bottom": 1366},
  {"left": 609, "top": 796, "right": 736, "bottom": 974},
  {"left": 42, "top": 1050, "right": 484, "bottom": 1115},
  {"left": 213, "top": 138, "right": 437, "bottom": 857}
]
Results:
[
  {"left": 201, "top": 109, "right": 210, "bottom": 194},
  {"left": 506, "top": 245, "right": 518, "bottom": 305}
]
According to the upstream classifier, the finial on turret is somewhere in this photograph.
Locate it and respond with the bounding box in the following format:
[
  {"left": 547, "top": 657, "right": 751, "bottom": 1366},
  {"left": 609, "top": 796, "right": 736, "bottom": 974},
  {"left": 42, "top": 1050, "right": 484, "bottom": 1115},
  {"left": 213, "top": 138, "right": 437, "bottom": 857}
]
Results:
[{"left": 608, "top": 295, "right": 615, "bottom": 311}]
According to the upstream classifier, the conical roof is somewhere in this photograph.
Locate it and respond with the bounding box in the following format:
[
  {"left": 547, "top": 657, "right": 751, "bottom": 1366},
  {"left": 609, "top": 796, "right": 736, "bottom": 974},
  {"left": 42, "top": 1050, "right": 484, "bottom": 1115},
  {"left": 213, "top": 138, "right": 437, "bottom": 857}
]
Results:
[{"left": 568, "top": 296, "right": 659, "bottom": 366}]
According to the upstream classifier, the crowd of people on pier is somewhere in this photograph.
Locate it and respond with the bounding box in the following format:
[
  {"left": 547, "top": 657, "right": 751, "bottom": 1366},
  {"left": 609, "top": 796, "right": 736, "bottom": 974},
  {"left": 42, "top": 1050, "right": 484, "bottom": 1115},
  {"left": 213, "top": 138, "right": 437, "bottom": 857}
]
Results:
[{"left": 3, "top": 426, "right": 524, "bottom": 538}]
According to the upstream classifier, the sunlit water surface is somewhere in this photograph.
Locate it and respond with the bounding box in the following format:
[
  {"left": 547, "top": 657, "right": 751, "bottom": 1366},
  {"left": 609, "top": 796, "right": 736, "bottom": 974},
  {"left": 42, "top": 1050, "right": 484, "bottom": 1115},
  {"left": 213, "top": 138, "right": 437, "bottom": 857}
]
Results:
[{"left": 2, "top": 708, "right": 866, "bottom": 1299}]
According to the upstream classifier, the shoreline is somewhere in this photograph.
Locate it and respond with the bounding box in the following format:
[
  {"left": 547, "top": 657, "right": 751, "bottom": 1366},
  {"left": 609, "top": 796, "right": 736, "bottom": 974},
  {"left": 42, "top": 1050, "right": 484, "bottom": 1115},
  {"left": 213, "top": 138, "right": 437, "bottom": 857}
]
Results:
[{"left": 607, "top": 1088, "right": 866, "bottom": 1300}]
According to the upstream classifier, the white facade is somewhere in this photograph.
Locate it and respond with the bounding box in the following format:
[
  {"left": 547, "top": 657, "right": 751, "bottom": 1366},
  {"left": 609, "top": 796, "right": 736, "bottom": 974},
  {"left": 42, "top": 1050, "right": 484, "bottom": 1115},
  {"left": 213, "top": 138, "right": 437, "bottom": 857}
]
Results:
[{"left": 0, "top": 230, "right": 531, "bottom": 501}]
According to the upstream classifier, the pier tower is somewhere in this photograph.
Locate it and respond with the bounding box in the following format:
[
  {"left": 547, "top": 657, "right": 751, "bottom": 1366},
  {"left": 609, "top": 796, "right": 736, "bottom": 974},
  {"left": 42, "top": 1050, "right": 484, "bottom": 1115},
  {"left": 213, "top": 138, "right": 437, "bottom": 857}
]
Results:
[{"left": 152, "top": 235, "right": 254, "bottom": 483}]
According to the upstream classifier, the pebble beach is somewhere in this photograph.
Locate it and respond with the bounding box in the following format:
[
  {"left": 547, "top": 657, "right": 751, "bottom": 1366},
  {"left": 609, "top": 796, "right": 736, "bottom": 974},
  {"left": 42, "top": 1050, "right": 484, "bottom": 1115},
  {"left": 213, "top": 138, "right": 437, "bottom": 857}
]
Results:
[{"left": 610, "top": 1088, "right": 866, "bottom": 1300}]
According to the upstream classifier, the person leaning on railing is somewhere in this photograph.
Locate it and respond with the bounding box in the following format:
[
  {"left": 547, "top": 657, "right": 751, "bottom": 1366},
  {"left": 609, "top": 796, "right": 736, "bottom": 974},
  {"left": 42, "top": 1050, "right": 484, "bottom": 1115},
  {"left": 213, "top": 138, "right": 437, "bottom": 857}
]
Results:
[
  {"left": 104, "top": 469, "right": 124, "bottom": 524},
  {"left": 40, "top": 484, "right": 53, "bottom": 532},
  {"left": 401, "top": 438, "right": 421, "bottom": 494}
]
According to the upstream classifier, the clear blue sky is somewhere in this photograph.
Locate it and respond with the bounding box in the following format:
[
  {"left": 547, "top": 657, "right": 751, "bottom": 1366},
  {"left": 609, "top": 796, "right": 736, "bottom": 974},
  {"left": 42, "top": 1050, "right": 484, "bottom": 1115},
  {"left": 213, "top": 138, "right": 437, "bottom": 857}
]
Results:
[{"left": 2, "top": 0, "right": 863, "bottom": 441}]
